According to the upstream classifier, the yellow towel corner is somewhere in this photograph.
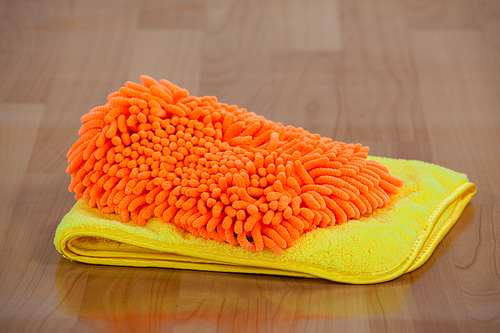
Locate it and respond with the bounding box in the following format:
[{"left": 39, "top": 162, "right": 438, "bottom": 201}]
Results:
[{"left": 54, "top": 157, "right": 476, "bottom": 284}]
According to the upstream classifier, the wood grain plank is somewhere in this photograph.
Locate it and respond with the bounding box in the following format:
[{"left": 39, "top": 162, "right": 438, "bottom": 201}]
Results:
[
  {"left": 0, "top": 2, "right": 63, "bottom": 103},
  {"left": 411, "top": 29, "right": 500, "bottom": 332},
  {"left": 0, "top": 103, "right": 44, "bottom": 251},
  {"left": 138, "top": 0, "right": 206, "bottom": 29},
  {"left": 0, "top": 173, "right": 77, "bottom": 333},
  {"left": 201, "top": 0, "right": 342, "bottom": 142},
  {"left": 272, "top": 0, "right": 342, "bottom": 51},
  {"left": 172, "top": 272, "right": 272, "bottom": 331},
  {"left": 449, "top": 204, "right": 500, "bottom": 331},
  {"left": 200, "top": 0, "right": 284, "bottom": 110},
  {"left": 24, "top": 1, "right": 139, "bottom": 174},
  {"left": 54, "top": 262, "right": 183, "bottom": 333},
  {"left": 126, "top": 29, "right": 204, "bottom": 95},
  {"left": 404, "top": 240, "right": 472, "bottom": 333},
  {"left": 333, "top": 0, "right": 430, "bottom": 148},
  {"left": 474, "top": 0, "right": 500, "bottom": 51},
  {"left": 411, "top": 30, "right": 500, "bottom": 201},
  {"left": 399, "top": 0, "right": 479, "bottom": 29},
  {"left": 266, "top": 52, "right": 340, "bottom": 139},
  {"left": 270, "top": 281, "right": 372, "bottom": 333}
]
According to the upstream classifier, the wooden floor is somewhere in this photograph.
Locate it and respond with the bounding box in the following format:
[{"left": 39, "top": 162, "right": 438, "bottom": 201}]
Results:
[{"left": 1, "top": 0, "right": 499, "bottom": 332}]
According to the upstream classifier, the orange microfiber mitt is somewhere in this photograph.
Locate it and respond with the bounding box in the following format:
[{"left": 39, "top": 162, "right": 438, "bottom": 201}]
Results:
[{"left": 66, "top": 75, "right": 403, "bottom": 255}]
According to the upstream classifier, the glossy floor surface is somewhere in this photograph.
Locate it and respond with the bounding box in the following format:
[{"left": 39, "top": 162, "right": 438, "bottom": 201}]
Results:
[{"left": 1, "top": 0, "right": 499, "bottom": 332}]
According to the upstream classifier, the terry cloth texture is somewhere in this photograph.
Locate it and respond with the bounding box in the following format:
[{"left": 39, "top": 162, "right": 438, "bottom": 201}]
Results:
[{"left": 55, "top": 157, "right": 476, "bottom": 284}]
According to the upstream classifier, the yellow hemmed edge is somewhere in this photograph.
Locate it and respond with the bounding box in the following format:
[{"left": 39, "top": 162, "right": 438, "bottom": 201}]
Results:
[
  {"left": 58, "top": 230, "right": 316, "bottom": 279},
  {"left": 406, "top": 181, "right": 476, "bottom": 273},
  {"left": 54, "top": 181, "right": 476, "bottom": 284}
]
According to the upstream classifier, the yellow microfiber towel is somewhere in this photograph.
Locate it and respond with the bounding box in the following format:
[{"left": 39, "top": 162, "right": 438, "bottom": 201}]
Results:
[{"left": 55, "top": 156, "right": 475, "bottom": 284}]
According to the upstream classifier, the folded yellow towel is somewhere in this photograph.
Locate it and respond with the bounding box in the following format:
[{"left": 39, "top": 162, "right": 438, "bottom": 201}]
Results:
[{"left": 55, "top": 156, "right": 476, "bottom": 284}]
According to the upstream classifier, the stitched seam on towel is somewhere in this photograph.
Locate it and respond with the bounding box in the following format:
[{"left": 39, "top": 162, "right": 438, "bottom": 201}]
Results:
[{"left": 412, "top": 182, "right": 475, "bottom": 265}]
